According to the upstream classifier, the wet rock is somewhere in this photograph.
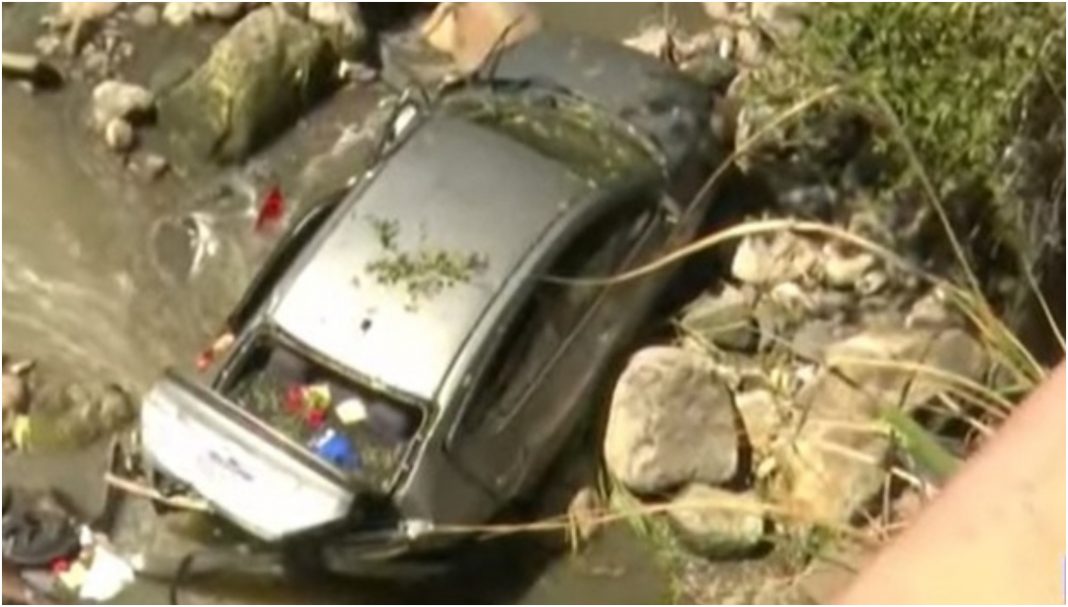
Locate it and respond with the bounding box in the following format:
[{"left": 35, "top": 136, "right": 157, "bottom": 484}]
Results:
[
  {"left": 131, "top": 4, "right": 160, "bottom": 28},
  {"left": 91, "top": 79, "right": 155, "bottom": 129},
  {"left": 823, "top": 246, "right": 875, "bottom": 288},
  {"left": 666, "top": 484, "right": 766, "bottom": 559},
  {"left": 104, "top": 117, "right": 135, "bottom": 152},
  {"left": 26, "top": 382, "right": 136, "bottom": 450},
  {"left": 159, "top": 6, "right": 337, "bottom": 162},
  {"left": 129, "top": 151, "right": 169, "bottom": 181},
  {"left": 731, "top": 233, "right": 818, "bottom": 285},
  {"left": 680, "top": 285, "right": 758, "bottom": 352},
  {"left": 605, "top": 347, "right": 739, "bottom": 494},
  {"left": 307, "top": 2, "right": 369, "bottom": 60}
]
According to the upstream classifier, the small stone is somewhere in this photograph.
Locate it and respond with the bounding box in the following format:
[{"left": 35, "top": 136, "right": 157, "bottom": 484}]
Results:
[
  {"left": 604, "top": 347, "right": 739, "bottom": 494},
  {"left": 906, "top": 289, "right": 953, "bottom": 328},
  {"left": 35, "top": 34, "right": 63, "bottom": 56},
  {"left": 193, "top": 2, "right": 248, "bottom": 21},
  {"left": 731, "top": 233, "right": 818, "bottom": 285},
  {"left": 162, "top": 2, "right": 195, "bottom": 26},
  {"left": 132, "top": 4, "right": 160, "bottom": 27},
  {"left": 823, "top": 246, "right": 876, "bottom": 288},
  {"left": 92, "top": 79, "right": 155, "bottom": 129},
  {"left": 104, "top": 118, "right": 135, "bottom": 152},
  {"left": 735, "top": 28, "right": 763, "bottom": 64},
  {"left": 680, "top": 285, "right": 758, "bottom": 352},
  {"left": 856, "top": 270, "right": 888, "bottom": 295},
  {"left": 750, "top": 2, "right": 807, "bottom": 40},
  {"left": 3, "top": 373, "right": 28, "bottom": 414},
  {"left": 83, "top": 48, "right": 109, "bottom": 76},
  {"left": 56, "top": 2, "right": 121, "bottom": 27},
  {"left": 666, "top": 484, "right": 767, "bottom": 559},
  {"left": 567, "top": 486, "right": 601, "bottom": 544},
  {"left": 130, "top": 152, "right": 169, "bottom": 181},
  {"left": 734, "top": 389, "right": 780, "bottom": 451},
  {"left": 791, "top": 319, "right": 844, "bottom": 361}
]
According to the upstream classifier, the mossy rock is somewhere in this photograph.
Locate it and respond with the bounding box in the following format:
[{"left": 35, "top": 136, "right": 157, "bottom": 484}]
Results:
[
  {"left": 159, "top": 6, "right": 338, "bottom": 163},
  {"left": 26, "top": 382, "right": 135, "bottom": 451}
]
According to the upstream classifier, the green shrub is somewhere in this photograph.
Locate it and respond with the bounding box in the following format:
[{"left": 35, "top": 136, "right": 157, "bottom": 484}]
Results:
[{"left": 747, "top": 3, "right": 1065, "bottom": 287}]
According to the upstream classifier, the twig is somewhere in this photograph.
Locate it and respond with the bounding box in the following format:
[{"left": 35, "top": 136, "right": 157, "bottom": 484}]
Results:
[{"left": 104, "top": 473, "right": 212, "bottom": 513}]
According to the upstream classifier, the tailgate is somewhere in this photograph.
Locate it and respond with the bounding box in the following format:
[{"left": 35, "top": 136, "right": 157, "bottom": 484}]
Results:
[{"left": 140, "top": 371, "right": 356, "bottom": 541}]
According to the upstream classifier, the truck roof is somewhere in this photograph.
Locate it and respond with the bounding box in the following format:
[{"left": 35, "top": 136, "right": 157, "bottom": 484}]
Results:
[{"left": 266, "top": 116, "right": 593, "bottom": 402}]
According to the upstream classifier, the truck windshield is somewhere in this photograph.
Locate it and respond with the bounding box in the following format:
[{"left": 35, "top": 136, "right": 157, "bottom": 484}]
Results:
[{"left": 218, "top": 335, "right": 422, "bottom": 490}]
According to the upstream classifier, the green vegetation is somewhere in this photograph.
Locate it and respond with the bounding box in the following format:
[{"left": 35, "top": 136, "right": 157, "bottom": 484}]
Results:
[
  {"left": 748, "top": 3, "right": 1065, "bottom": 288},
  {"left": 365, "top": 215, "right": 489, "bottom": 308}
]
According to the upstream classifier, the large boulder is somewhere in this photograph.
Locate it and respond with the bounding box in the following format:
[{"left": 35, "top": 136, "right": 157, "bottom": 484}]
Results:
[
  {"left": 772, "top": 327, "right": 988, "bottom": 524},
  {"left": 604, "top": 347, "right": 739, "bottom": 494},
  {"left": 665, "top": 484, "right": 767, "bottom": 558},
  {"left": 158, "top": 6, "right": 338, "bottom": 163}
]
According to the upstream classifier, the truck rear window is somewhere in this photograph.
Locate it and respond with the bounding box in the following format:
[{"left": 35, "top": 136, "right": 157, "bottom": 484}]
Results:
[{"left": 218, "top": 336, "right": 422, "bottom": 490}]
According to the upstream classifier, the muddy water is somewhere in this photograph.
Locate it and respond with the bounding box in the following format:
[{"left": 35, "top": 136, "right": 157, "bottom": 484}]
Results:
[{"left": 2, "top": 4, "right": 713, "bottom": 603}]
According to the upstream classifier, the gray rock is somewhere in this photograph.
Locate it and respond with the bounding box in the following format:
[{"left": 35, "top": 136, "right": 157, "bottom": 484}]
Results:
[
  {"left": 731, "top": 233, "right": 818, "bottom": 285},
  {"left": 604, "top": 347, "right": 739, "bottom": 494},
  {"left": 159, "top": 6, "right": 337, "bottom": 162},
  {"left": 666, "top": 484, "right": 766, "bottom": 559},
  {"left": 92, "top": 79, "right": 155, "bottom": 129},
  {"left": 307, "top": 2, "right": 369, "bottom": 60},
  {"left": 132, "top": 4, "right": 160, "bottom": 27},
  {"left": 680, "top": 285, "right": 758, "bottom": 352},
  {"left": 104, "top": 117, "right": 135, "bottom": 151}
]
